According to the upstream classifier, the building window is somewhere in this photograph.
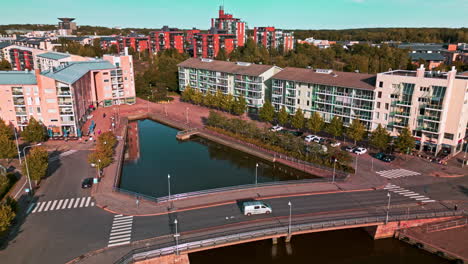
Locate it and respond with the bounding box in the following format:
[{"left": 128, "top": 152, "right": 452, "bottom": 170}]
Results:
[
  {"left": 27, "top": 97, "right": 32, "bottom": 105},
  {"left": 297, "top": 99, "right": 300, "bottom": 104},
  {"left": 385, "top": 103, "right": 389, "bottom": 110},
  {"left": 444, "top": 133, "right": 454, "bottom": 140},
  {"left": 384, "top": 113, "right": 388, "bottom": 121},
  {"left": 36, "top": 107, "right": 41, "bottom": 114},
  {"left": 103, "top": 72, "right": 109, "bottom": 75},
  {"left": 379, "top": 81, "right": 383, "bottom": 88},
  {"left": 50, "top": 119, "right": 58, "bottom": 122},
  {"left": 104, "top": 79, "right": 109, "bottom": 82},
  {"left": 47, "top": 109, "right": 57, "bottom": 113},
  {"left": 377, "top": 102, "right": 381, "bottom": 108},
  {"left": 376, "top": 112, "right": 380, "bottom": 119},
  {"left": 307, "top": 91, "right": 311, "bottom": 97},
  {"left": 378, "top": 91, "right": 382, "bottom": 98},
  {"left": 307, "top": 100, "right": 310, "bottom": 106},
  {"left": 35, "top": 97, "right": 40, "bottom": 105}
]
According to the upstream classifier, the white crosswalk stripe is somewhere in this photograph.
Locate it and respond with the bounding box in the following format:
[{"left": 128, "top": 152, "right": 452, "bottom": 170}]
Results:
[
  {"left": 30, "top": 197, "right": 95, "bottom": 214},
  {"left": 377, "top": 169, "right": 421, "bottom": 179},
  {"left": 384, "top": 183, "right": 436, "bottom": 203},
  {"left": 49, "top": 150, "right": 78, "bottom": 162},
  {"left": 108, "top": 215, "right": 133, "bottom": 247}
]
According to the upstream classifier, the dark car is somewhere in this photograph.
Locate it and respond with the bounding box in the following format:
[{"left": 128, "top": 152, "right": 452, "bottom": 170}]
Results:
[
  {"left": 345, "top": 145, "right": 356, "bottom": 153},
  {"left": 81, "top": 178, "right": 93, "bottom": 189},
  {"left": 374, "top": 152, "right": 396, "bottom": 162}
]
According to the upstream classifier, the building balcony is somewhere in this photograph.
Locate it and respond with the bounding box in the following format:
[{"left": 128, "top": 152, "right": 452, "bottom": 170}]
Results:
[
  {"left": 16, "top": 111, "right": 27, "bottom": 116},
  {"left": 417, "top": 126, "right": 439, "bottom": 133},
  {"left": 12, "top": 91, "right": 24, "bottom": 96},
  {"left": 389, "top": 122, "right": 408, "bottom": 128},
  {"left": 424, "top": 104, "right": 443, "bottom": 111},
  {"left": 393, "top": 101, "right": 412, "bottom": 107},
  {"left": 390, "top": 111, "right": 410, "bottom": 117}
]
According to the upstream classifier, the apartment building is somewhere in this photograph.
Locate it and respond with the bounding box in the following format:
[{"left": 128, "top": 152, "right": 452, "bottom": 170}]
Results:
[
  {"left": 211, "top": 6, "right": 246, "bottom": 47},
  {"left": 99, "top": 37, "right": 119, "bottom": 50},
  {"left": 253, "top": 27, "right": 295, "bottom": 52},
  {"left": 178, "top": 58, "right": 281, "bottom": 110},
  {"left": 271, "top": 67, "right": 376, "bottom": 129},
  {"left": 3, "top": 45, "right": 47, "bottom": 71},
  {"left": 192, "top": 28, "right": 237, "bottom": 58},
  {"left": 118, "top": 35, "right": 150, "bottom": 53},
  {"left": 0, "top": 54, "right": 135, "bottom": 137},
  {"left": 36, "top": 51, "right": 90, "bottom": 71},
  {"left": 149, "top": 26, "right": 185, "bottom": 54},
  {"left": 374, "top": 65, "right": 468, "bottom": 155}
]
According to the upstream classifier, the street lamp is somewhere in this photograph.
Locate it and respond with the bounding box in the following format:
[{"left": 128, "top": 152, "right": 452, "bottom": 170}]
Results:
[
  {"left": 332, "top": 158, "right": 337, "bottom": 183},
  {"left": 255, "top": 163, "right": 259, "bottom": 185},
  {"left": 174, "top": 219, "right": 180, "bottom": 255},
  {"left": 147, "top": 96, "right": 150, "bottom": 113},
  {"left": 385, "top": 192, "right": 391, "bottom": 224},
  {"left": 97, "top": 159, "right": 102, "bottom": 178},
  {"left": 288, "top": 201, "right": 292, "bottom": 235},
  {"left": 23, "top": 143, "right": 42, "bottom": 195},
  {"left": 167, "top": 174, "right": 171, "bottom": 204},
  {"left": 14, "top": 128, "right": 21, "bottom": 164}
]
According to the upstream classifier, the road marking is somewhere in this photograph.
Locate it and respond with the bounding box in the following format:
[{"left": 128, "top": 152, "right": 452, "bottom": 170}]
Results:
[
  {"left": 68, "top": 198, "right": 75, "bottom": 209},
  {"left": 422, "top": 200, "right": 436, "bottom": 203},
  {"left": 108, "top": 215, "right": 133, "bottom": 247},
  {"left": 56, "top": 200, "right": 64, "bottom": 210},
  {"left": 385, "top": 184, "right": 436, "bottom": 204},
  {"left": 107, "top": 241, "right": 130, "bottom": 247},
  {"left": 32, "top": 203, "right": 40, "bottom": 213},
  {"left": 109, "top": 237, "right": 132, "bottom": 244},
  {"left": 79, "top": 197, "right": 86, "bottom": 207},
  {"left": 110, "top": 230, "right": 133, "bottom": 236},
  {"left": 43, "top": 201, "right": 52, "bottom": 212},
  {"left": 109, "top": 234, "right": 131, "bottom": 240},
  {"left": 61, "top": 199, "right": 69, "bottom": 209},
  {"left": 74, "top": 198, "right": 81, "bottom": 208},
  {"left": 37, "top": 202, "right": 46, "bottom": 212},
  {"left": 377, "top": 169, "right": 420, "bottom": 179},
  {"left": 85, "top": 197, "right": 91, "bottom": 207},
  {"left": 49, "top": 200, "right": 58, "bottom": 211},
  {"left": 416, "top": 197, "right": 430, "bottom": 200}
]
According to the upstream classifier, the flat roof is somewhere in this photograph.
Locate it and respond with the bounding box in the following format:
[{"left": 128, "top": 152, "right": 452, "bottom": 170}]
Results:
[
  {"left": 37, "top": 52, "right": 70, "bottom": 60},
  {"left": 272, "top": 67, "right": 376, "bottom": 91},
  {"left": 0, "top": 71, "right": 37, "bottom": 85},
  {"left": 178, "top": 58, "right": 276, "bottom": 76},
  {"left": 409, "top": 53, "right": 445, "bottom": 61},
  {"left": 41, "top": 60, "right": 115, "bottom": 84}
]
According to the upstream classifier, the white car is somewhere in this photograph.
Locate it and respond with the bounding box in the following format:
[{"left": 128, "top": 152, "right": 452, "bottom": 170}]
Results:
[
  {"left": 330, "top": 141, "right": 341, "bottom": 147},
  {"left": 270, "top": 125, "right": 283, "bottom": 132},
  {"left": 305, "top": 135, "right": 320, "bottom": 143},
  {"left": 353, "top": 147, "right": 367, "bottom": 155}
]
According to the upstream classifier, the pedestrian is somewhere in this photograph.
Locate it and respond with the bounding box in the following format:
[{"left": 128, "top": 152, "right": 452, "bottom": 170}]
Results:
[
  {"left": 103, "top": 113, "right": 106, "bottom": 118},
  {"left": 454, "top": 204, "right": 458, "bottom": 211},
  {"left": 98, "top": 129, "right": 101, "bottom": 135}
]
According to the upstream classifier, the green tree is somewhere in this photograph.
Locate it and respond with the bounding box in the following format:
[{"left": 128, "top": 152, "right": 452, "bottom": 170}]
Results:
[
  {"left": 220, "top": 94, "right": 234, "bottom": 112},
  {"left": 0, "top": 59, "right": 11, "bottom": 70},
  {"left": 202, "top": 91, "right": 215, "bottom": 107},
  {"left": 232, "top": 96, "right": 247, "bottom": 116},
  {"left": 395, "top": 127, "right": 415, "bottom": 154},
  {"left": 326, "top": 116, "right": 344, "bottom": 139},
  {"left": 181, "top": 85, "right": 194, "bottom": 102},
  {"left": 258, "top": 101, "right": 275, "bottom": 123},
  {"left": 347, "top": 118, "right": 366, "bottom": 145},
  {"left": 23, "top": 146, "right": 48, "bottom": 181},
  {"left": 306, "top": 112, "right": 324, "bottom": 134},
  {"left": 88, "top": 150, "right": 113, "bottom": 169},
  {"left": 191, "top": 89, "right": 203, "bottom": 105},
  {"left": 0, "top": 203, "right": 16, "bottom": 233},
  {"left": 291, "top": 108, "right": 305, "bottom": 129},
  {"left": 22, "top": 117, "right": 46, "bottom": 143},
  {"left": 0, "top": 135, "right": 17, "bottom": 161},
  {"left": 370, "top": 124, "right": 391, "bottom": 151},
  {"left": 213, "top": 90, "right": 224, "bottom": 109},
  {"left": 277, "top": 106, "right": 289, "bottom": 126},
  {"left": 0, "top": 118, "right": 13, "bottom": 139},
  {"left": 215, "top": 48, "right": 228, "bottom": 61}
]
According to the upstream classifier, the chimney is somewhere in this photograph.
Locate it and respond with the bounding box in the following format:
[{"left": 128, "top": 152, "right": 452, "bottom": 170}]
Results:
[
  {"left": 124, "top": 47, "right": 129, "bottom": 56},
  {"left": 416, "top": 64, "right": 425, "bottom": 78}
]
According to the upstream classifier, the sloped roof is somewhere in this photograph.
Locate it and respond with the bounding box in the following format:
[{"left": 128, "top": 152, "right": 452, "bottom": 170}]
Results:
[
  {"left": 0, "top": 42, "right": 12, "bottom": 49},
  {"left": 41, "top": 60, "right": 115, "bottom": 84},
  {"left": 409, "top": 53, "right": 445, "bottom": 61},
  {"left": 272, "top": 67, "right": 376, "bottom": 91},
  {"left": 37, "top": 52, "right": 70, "bottom": 60},
  {"left": 177, "top": 58, "right": 275, "bottom": 76},
  {"left": 0, "top": 71, "right": 37, "bottom": 85}
]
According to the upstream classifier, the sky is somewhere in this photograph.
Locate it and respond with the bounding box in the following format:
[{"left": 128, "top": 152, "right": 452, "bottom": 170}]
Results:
[{"left": 1, "top": 0, "right": 467, "bottom": 29}]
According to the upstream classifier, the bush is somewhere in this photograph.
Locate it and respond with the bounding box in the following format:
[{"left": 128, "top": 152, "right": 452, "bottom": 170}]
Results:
[{"left": 0, "top": 203, "right": 16, "bottom": 233}]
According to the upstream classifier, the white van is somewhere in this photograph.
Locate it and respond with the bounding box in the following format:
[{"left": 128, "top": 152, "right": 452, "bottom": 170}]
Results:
[{"left": 243, "top": 201, "right": 272, "bottom": 216}]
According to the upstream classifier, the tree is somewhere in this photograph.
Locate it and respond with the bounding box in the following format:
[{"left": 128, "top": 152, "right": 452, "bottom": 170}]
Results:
[
  {"left": 191, "top": 89, "right": 203, "bottom": 105},
  {"left": 0, "top": 203, "right": 16, "bottom": 233},
  {"left": 291, "top": 108, "right": 305, "bottom": 129},
  {"left": 215, "top": 48, "right": 228, "bottom": 61},
  {"left": 232, "top": 96, "right": 247, "bottom": 116},
  {"left": 347, "top": 118, "right": 366, "bottom": 145},
  {"left": 0, "top": 59, "right": 12, "bottom": 70},
  {"left": 370, "top": 124, "right": 391, "bottom": 152},
  {"left": 21, "top": 117, "right": 47, "bottom": 143},
  {"left": 88, "top": 150, "right": 113, "bottom": 169},
  {"left": 22, "top": 146, "right": 48, "bottom": 181},
  {"left": 326, "top": 116, "right": 344, "bottom": 139},
  {"left": 277, "top": 106, "right": 289, "bottom": 126},
  {"left": 202, "top": 91, "right": 215, "bottom": 107},
  {"left": 181, "top": 85, "right": 194, "bottom": 102},
  {"left": 258, "top": 101, "right": 275, "bottom": 123},
  {"left": 395, "top": 127, "right": 415, "bottom": 154},
  {"left": 0, "top": 118, "right": 13, "bottom": 139},
  {"left": 306, "top": 112, "right": 324, "bottom": 134},
  {"left": 220, "top": 94, "right": 234, "bottom": 112},
  {"left": 0, "top": 135, "right": 17, "bottom": 161}
]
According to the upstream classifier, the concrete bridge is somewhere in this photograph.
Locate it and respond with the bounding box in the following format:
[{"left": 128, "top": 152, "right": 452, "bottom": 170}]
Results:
[
  {"left": 176, "top": 128, "right": 199, "bottom": 140},
  {"left": 114, "top": 210, "right": 464, "bottom": 264}
]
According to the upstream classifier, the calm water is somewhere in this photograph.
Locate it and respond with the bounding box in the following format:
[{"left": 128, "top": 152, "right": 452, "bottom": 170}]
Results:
[
  {"left": 189, "top": 228, "right": 449, "bottom": 264},
  {"left": 120, "top": 120, "right": 316, "bottom": 197}
]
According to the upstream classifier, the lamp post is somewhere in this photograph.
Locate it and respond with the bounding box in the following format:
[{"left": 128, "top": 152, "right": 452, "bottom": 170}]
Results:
[
  {"left": 332, "top": 157, "right": 337, "bottom": 183},
  {"left": 147, "top": 96, "right": 150, "bottom": 113},
  {"left": 97, "top": 159, "right": 101, "bottom": 178},
  {"left": 288, "top": 201, "right": 292, "bottom": 235},
  {"left": 167, "top": 174, "right": 171, "bottom": 204},
  {"left": 385, "top": 192, "right": 391, "bottom": 224},
  {"left": 23, "top": 143, "right": 42, "bottom": 195},
  {"left": 14, "top": 128, "right": 21, "bottom": 164},
  {"left": 255, "top": 163, "right": 258, "bottom": 185},
  {"left": 174, "top": 219, "right": 180, "bottom": 255}
]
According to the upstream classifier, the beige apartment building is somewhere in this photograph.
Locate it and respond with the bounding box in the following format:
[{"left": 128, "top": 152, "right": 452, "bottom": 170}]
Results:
[
  {"left": 178, "top": 58, "right": 282, "bottom": 110},
  {"left": 374, "top": 65, "right": 468, "bottom": 155}
]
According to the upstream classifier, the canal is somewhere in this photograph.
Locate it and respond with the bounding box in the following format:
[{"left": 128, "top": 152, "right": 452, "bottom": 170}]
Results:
[
  {"left": 120, "top": 119, "right": 316, "bottom": 197},
  {"left": 189, "top": 228, "right": 449, "bottom": 264}
]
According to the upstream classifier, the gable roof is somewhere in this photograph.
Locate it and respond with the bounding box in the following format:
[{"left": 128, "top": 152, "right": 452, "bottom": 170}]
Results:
[
  {"left": 37, "top": 52, "right": 70, "bottom": 60},
  {"left": 177, "top": 58, "right": 275, "bottom": 76},
  {"left": 409, "top": 53, "right": 445, "bottom": 62},
  {"left": 272, "top": 67, "right": 376, "bottom": 91},
  {"left": 41, "top": 60, "right": 115, "bottom": 84},
  {"left": 0, "top": 71, "right": 37, "bottom": 85}
]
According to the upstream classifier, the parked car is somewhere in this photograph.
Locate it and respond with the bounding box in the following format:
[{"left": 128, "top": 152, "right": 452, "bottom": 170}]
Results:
[
  {"left": 305, "top": 135, "right": 321, "bottom": 143},
  {"left": 242, "top": 201, "right": 272, "bottom": 216},
  {"left": 270, "top": 125, "right": 283, "bottom": 132},
  {"left": 345, "top": 145, "right": 356, "bottom": 152},
  {"left": 81, "top": 178, "right": 93, "bottom": 189},
  {"left": 330, "top": 141, "right": 341, "bottom": 147},
  {"left": 375, "top": 152, "right": 396, "bottom": 162},
  {"left": 280, "top": 130, "right": 303, "bottom": 137},
  {"left": 353, "top": 147, "right": 368, "bottom": 155}
]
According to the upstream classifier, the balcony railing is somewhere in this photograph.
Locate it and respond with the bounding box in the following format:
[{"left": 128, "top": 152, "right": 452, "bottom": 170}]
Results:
[{"left": 16, "top": 111, "right": 27, "bottom": 116}]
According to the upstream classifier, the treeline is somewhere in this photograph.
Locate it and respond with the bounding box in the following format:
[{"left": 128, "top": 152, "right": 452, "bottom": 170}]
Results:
[
  {"left": 181, "top": 86, "right": 247, "bottom": 115},
  {"left": 54, "top": 38, "right": 110, "bottom": 58},
  {"left": 218, "top": 38, "right": 410, "bottom": 74},
  {"left": 292, "top": 28, "right": 468, "bottom": 43}
]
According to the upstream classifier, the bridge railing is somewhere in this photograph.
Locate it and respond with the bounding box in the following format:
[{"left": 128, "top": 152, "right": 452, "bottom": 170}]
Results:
[
  {"left": 114, "top": 209, "right": 465, "bottom": 264},
  {"left": 113, "top": 177, "right": 339, "bottom": 203}
]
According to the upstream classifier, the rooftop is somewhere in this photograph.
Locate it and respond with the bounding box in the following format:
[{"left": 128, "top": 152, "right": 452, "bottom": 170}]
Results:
[
  {"left": 178, "top": 58, "right": 276, "bottom": 76},
  {"left": 399, "top": 43, "right": 444, "bottom": 51},
  {"left": 0, "top": 71, "right": 37, "bottom": 85},
  {"left": 272, "top": 67, "right": 376, "bottom": 90},
  {"left": 37, "top": 52, "right": 70, "bottom": 60},
  {"left": 41, "top": 60, "right": 115, "bottom": 84},
  {"left": 409, "top": 53, "right": 445, "bottom": 61}
]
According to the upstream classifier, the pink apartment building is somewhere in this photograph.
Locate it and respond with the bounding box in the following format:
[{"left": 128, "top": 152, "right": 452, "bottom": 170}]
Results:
[{"left": 0, "top": 53, "right": 135, "bottom": 137}]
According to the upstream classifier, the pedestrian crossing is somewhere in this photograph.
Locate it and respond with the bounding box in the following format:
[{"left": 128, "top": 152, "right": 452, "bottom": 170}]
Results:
[
  {"left": 31, "top": 197, "right": 95, "bottom": 214},
  {"left": 49, "top": 149, "right": 78, "bottom": 162},
  {"left": 376, "top": 169, "right": 421, "bottom": 179},
  {"left": 108, "top": 214, "right": 133, "bottom": 247},
  {"left": 384, "top": 184, "right": 436, "bottom": 203}
]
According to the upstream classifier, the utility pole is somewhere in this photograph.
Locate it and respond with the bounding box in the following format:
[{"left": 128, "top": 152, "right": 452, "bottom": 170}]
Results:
[
  {"left": 386, "top": 192, "right": 391, "bottom": 224},
  {"left": 255, "top": 163, "right": 258, "bottom": 185},
  {"left": 288, "top": 201, "right": 292, "bottom": 235},
  {"left": 174, "top": 219, "right": 180, "bottom": 255}
]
